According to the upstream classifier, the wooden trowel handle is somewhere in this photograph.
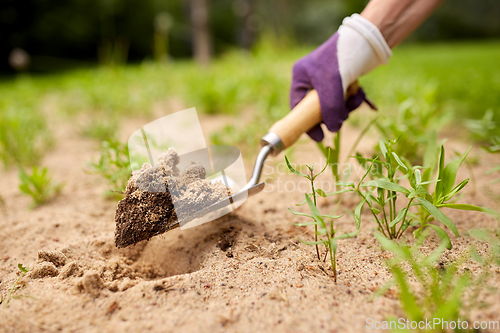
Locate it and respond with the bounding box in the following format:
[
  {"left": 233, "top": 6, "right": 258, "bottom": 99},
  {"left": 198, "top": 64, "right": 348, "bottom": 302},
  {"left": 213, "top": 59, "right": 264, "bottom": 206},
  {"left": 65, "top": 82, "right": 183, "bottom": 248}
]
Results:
[
  {"left": 267, "top": 82, "right": 359, "bottom": 151},
  {"left": 269, "top": 90, "right": 322, "bottom": 149}
]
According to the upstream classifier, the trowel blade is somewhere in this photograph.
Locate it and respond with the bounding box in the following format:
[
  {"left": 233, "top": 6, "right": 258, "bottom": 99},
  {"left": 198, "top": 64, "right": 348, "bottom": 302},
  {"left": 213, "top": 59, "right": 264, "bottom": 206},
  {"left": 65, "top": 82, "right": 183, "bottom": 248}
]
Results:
[{"left": 176, "top": 182, "right": 265, "bottom": 227}]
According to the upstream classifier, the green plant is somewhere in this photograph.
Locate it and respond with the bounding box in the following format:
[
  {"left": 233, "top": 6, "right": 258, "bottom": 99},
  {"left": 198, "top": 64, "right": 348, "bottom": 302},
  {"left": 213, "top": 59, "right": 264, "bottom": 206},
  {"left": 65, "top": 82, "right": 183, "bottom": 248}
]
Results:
[
  {"left": 285, "top": 149, "right": 359, "bottom": 282},
  {"left": 376, "top": 232, "right": 471, "bottom": 332},
  {"left": 466, "top": 109, "right": 498, "bottom": 143},
  {"left": 317, "top": 118, "right": 377, "bottom": 191},
  {"left": 2, "top": 264, "right": 29, "bottom": 308},
  {"left": 18, "top": 166, "right": 64, "bottom": 206},
  {"left": 343, "top": 139, "right": 494, "bottom": 248},
  {"left": 87, "top": 139, "right": 130, "bottom": 199},
  {"left": 410, "top": 144, "right": 497, "bottom": 246},
  {"left": 376, "top": 229, "right": 500, "bottom": 332}
]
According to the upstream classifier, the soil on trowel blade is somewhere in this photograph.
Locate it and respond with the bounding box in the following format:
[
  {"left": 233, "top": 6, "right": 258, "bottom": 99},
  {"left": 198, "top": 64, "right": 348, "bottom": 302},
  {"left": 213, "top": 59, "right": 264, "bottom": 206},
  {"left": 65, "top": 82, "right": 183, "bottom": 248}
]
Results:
[{"left": 114, "top": 148, "right": 229, "bottom": 248}]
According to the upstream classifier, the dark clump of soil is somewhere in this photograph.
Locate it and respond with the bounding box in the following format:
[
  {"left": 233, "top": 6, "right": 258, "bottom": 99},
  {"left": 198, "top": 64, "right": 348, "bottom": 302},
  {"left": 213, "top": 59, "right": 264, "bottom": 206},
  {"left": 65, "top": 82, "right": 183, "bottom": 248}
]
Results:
[
  {"left": 114, "top": 190, "right": 179, "bottom": 248},
  {"left": 218, "top": 227, "right": 238, "bottom": 252},
  {"left": 114, "top": 148, "right": 229, "bottom": 248}
]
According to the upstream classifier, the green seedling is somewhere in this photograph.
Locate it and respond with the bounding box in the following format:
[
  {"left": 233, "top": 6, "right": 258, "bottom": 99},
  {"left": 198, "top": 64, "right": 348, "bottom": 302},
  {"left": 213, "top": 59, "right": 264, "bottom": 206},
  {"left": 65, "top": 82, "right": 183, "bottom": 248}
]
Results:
[
  {"left": 286, "top": 149, "right": 359, "bottom": 282},
  {"left": 317, "top": 118, "right": 377, "bottom": 191},
  {"left": 466, "top": 109, "right": 498, "bottom": 143},
  {"left": 87, "top": 139, "right": 130, "bottom": 199},
  {"left": 318, "top": 132, "right": 342, "bottom": 190},
  {"left": 375, "top": 232, "right": 472, "bottom": 331},
  {"left": 2, "top": 264, "right": 29, "bottom": 308},
  {"left": 411, "top": 143, "right": 497, "bottom": 247},
  {"left": 343, "top": 139, "right": 494, "bottom": 248},
  {"left": 18, "top": 166, "right": 64, "bottom": 207}
]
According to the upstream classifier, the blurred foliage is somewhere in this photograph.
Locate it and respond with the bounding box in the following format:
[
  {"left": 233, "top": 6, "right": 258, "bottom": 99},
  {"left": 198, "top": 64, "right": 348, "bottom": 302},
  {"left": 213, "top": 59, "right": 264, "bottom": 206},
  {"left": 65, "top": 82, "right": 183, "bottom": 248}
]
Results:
[
  {"left": 2, "top": 0, "right": 500, "bottom": 73},
  {"left": 0, "top": 41, "right": 499, "bottom": 169},
  {"left": 466, "top": 109, "right": 498, "bottom": 143},
  {"left": 0, "top": 76, "right": 53, "bottom": 167},
  {"left": 87, "top": 139, "right": 131, "bottom": 199},
  {"left": 18, "top": 166, "right": 64, "bottom": 207},
  {"left": 360, "top": 41, "right": 500, "bottom": 125},
  {"left": 374, "top": 81, "right": 452, "bottom": 165}
]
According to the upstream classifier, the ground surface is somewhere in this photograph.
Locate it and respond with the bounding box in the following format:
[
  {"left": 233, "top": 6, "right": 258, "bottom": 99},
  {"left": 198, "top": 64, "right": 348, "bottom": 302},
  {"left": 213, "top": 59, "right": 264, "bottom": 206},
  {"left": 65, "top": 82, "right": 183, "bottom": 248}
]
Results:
[{"left": 1, "top": 108, "right": 499, "bottom": 333}]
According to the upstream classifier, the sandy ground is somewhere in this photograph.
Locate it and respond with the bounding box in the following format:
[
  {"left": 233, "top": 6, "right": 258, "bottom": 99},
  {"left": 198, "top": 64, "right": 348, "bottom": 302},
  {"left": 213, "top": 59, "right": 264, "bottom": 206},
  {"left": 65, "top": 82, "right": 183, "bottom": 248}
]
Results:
[{"left": 1, "top": 108, "right": 500, "bottom": 333}]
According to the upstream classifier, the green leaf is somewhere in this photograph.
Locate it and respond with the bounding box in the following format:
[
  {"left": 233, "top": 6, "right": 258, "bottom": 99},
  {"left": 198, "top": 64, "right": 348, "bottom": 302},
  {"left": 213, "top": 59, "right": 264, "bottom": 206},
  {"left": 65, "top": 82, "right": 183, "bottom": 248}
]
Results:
[
  {"left": 467, "top": 229, "right": 489, "bottom": 241},
  {"left": 315, "top": 189, "right": 327, "bottom": 197},
  {"left": 18, "top": 264, "right": 29, "bottom": 273},
  {"left": 415, "top": 169, "right": 422, "bottom": 187},
  {"left": 295, "top": 197, "right": 307, "bottom": 206},
  {"left": 334, "top": 229, "right": 360, "bottom": 240},
  {"left": 443, "top": 178, "right": 469, "bottom": 201},
  {"left": 354, "top": 199, "right": 365, "bottom": 230},
  {"left": 421, "top": 241, "right": 448, "bottom": 266},
  {"left": 434, "top": 146, "right": 446, "bottom": 201},
  {"left": 416, "top": 197, "right": 459, "bottom": 237},
  {"left": 336, "top": 181, "right": 355, "bottom": 188},
  {"left": 439, "top": 146, "right": 471, "bottom": 201},
  {"left": 391, "top": 266, "right": 423, "bottom": 322},
  {"left": 374, "top": 232, "right": 411, "bottom": 260},
  {"left": 305, "top": 193, "right": 325, "bottom": 228},
  {"left": 321, "top": 214, "right": 343, "bottom": 219},
  {"left": 389, "top": 208, "right": 407, "bottom": 228},
  {"left": 469, "top": 246, "right": 484, "bottom": 264},
  {"left": 426, "top": 224, "right": 452, "bottom": 250},
  {"left": 293, "top": 222, "right": 319, "bottom": 227},
  {"left": 408, "top": 187, "right": 430, "bottom": 198},
  {"left": 285, "top": 155, "right": 308, "bottom": 179},
  {"left": 391, "top": 152, "right": 408, "bottom": 171},
  {"left": 433, "top": 274, "right": 470, "bottom": 320},
  {"left": 324, "top": 189, "right": 353, "bottom": 196},
  {"left": 316, "top": 148, "right": 331, "bottom": 177},
  {"left": 378, "top": 137, "right": 388, "bottom": 159},
  {"left": 362, "top": 180, "right": 410, "bottom": 195},
  {"left": 298, "top": 238, "right": 325, "bottom": 246},
  {"left": 437, "top": 203, "right": 498, "bottom": 217},
  {"left": 330, "top": 238, "right": 337, "bottom": 255},
  {"left": 288, "top": 208, "right": 314, "bottom": 219},
  {"left": 486, "top": 166, "right": 500, "bottom": 174}
]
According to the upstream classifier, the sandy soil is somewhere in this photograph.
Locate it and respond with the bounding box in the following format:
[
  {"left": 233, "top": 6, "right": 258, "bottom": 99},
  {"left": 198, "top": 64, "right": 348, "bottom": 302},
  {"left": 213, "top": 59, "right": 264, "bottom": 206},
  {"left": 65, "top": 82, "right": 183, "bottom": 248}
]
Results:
[{"left": 1, "top": 108, "right": 499, "bottom": 333}]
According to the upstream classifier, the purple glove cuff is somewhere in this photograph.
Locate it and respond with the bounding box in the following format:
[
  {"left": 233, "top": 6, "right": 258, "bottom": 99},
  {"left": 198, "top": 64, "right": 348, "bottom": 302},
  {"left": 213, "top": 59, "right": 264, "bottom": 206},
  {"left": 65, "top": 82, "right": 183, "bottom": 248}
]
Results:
[{"left": 290, "top": 32, "right": 374, "bottom": 142}]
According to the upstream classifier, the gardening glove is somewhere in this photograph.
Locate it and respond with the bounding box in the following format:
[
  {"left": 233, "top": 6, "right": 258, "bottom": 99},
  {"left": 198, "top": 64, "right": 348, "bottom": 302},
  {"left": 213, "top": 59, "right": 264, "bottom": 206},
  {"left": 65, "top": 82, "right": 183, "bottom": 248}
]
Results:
[{"left": 290, "top": 14, "right": 392, "bottom": 142}]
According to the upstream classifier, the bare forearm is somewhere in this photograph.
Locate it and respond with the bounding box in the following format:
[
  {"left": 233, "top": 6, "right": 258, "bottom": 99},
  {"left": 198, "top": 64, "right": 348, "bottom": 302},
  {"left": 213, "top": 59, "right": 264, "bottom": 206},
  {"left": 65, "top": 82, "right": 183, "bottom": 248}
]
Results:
[{"left": 361, "top": 0, "right": 444, "bottom": 48}]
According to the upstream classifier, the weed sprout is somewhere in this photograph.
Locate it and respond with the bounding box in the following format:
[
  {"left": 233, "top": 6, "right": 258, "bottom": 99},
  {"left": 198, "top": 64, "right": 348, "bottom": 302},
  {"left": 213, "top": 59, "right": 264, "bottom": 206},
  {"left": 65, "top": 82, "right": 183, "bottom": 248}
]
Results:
[
  {"left": 87, "top": 140, "right": 130, "bottom": 199},
  {"left": 376, "top": 229, "right": 500, "bottom": 329},
  {"left": 2, "top": 264, "right": 29, "bottom": 308},
  {"left": 340, "top": 139, "right": 496, "bottom": 248},
  {"left": 18, "top": 166, "right": 64, "bottom": 207},
  {"left": 285, "top": 149, "right": 359, "bottom": 282}
]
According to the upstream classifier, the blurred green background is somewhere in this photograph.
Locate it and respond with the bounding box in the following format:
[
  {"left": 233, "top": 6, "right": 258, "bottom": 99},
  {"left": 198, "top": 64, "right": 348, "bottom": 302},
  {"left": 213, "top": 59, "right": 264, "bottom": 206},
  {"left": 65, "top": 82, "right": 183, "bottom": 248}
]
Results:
[{"left": 1, "top": 0, "right": 499, "bottom": 172}]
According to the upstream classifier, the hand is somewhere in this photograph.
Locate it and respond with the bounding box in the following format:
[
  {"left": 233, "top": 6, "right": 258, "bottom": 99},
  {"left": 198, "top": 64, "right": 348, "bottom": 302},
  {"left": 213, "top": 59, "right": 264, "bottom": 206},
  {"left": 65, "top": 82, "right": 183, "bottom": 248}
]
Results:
[{"left": 290, "top": 14, "right": 391, "bottom": 142}]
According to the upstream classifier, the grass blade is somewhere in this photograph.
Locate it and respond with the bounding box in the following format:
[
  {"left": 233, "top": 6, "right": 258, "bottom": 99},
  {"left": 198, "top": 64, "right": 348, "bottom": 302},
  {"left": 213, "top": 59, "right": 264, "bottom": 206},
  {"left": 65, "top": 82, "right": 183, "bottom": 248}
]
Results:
[
  {"left": 416, "top": 197, "right": 459, "bottom": 237},
  {"left": 362, "top": 180, "right": 410, "bottom": 195}
]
